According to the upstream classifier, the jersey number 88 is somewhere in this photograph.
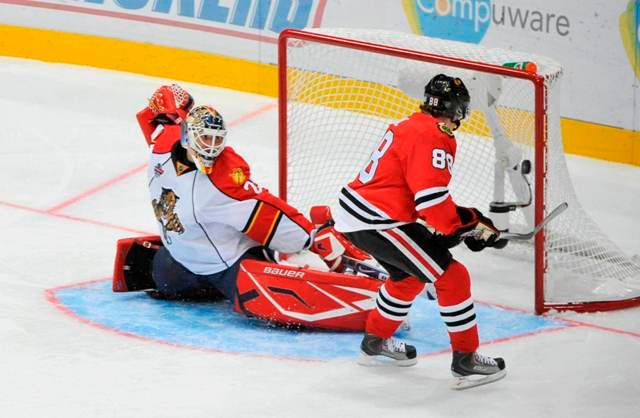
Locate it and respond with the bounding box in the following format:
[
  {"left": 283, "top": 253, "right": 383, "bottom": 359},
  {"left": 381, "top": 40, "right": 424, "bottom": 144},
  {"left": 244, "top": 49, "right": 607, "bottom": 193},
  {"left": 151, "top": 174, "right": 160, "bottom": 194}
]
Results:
[
  {"left": 359, "top": 130, "right": 394, "bottom": 183},
  {"left": 432, "top": 148, "right": 454, "bottom": 174},
  {"left": 359, "top": 130, "right": 454, "bottom": 183}
]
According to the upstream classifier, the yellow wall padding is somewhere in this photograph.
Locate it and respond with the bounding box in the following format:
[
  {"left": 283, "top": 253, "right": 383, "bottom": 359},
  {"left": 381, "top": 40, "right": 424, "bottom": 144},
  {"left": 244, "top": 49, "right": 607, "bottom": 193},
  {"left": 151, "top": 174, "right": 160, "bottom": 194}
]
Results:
[
  {"left": 1, "top": 23, "right": 638, "bottom": 166},
  {"left": 0, "top": 24, "right": 278, "bottom": 97}
]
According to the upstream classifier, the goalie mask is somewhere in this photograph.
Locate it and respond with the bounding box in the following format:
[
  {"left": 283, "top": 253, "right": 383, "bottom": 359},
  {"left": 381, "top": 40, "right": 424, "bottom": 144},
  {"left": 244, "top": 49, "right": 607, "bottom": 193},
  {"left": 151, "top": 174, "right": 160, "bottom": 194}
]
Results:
[
  {"left": 181, "top": 105, "right": 227, "bottom": 174},
  {"left": 422, "top": 74, "right": 470, "bottom": 128}
]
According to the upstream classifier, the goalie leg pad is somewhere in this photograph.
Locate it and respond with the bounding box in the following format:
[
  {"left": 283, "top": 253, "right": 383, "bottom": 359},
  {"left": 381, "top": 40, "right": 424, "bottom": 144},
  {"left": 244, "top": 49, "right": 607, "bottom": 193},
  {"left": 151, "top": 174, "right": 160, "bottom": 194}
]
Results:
[
  {"left": 234, "top": 259, "right": 382, "bottom": 331},
  {"left": 113, "top": 235, "right": 162, "bottom": 292},
  {"left": 435, "top": 260, "right": 479, "bottom": 353}
]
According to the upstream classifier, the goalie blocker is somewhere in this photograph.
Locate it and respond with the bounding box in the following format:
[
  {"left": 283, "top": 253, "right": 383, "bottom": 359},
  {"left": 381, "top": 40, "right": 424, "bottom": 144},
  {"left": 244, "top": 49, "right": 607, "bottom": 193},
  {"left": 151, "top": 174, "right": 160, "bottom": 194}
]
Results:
[{"left": 113, "top": 236, "right": 382, "bottom": 331}]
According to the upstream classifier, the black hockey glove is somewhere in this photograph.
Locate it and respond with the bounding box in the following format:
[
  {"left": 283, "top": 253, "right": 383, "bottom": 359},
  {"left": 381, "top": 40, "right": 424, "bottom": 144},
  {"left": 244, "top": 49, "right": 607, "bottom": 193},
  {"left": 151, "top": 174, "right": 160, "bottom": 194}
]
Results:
[
  {"left": 437, "top": 233, "right": 464, "bottom": 249},
  {"left": 454, "top": 207, "right": 500, "bottom": 252},
  {"left": 464, "top": 236, "right": 490, "bottom": 252},
  {"left": 464, "top": 236, "right": 509, "bottom": 252}
]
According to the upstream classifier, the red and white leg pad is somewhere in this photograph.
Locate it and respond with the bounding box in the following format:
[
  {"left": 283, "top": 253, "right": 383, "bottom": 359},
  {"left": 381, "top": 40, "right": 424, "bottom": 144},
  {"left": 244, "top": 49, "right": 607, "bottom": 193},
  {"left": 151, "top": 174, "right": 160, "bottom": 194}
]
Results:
[
  {"left": 235, "top": 259, "right": 382, "bottom": 331},
  {"left": 113, "top": 235, "right": 162, "bottom": 292}
]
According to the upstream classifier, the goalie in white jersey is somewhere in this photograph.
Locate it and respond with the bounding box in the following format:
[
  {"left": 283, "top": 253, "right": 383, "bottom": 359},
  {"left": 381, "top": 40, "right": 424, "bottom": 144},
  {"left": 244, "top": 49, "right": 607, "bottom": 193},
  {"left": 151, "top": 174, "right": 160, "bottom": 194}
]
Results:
[{"left": 140, "top": 85, "right": 346, "bottom": 300}]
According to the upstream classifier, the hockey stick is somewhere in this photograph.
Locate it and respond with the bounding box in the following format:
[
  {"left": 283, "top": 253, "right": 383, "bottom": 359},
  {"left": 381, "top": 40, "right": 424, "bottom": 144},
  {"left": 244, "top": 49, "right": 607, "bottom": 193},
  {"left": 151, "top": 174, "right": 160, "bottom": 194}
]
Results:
[
  {"left": 341, "top": 256, "right": 436, "bottom": 300},
  {"left": 341, "top": 256, "right": 389, "bottom": 280},
  {"left": 497, "top": 202, "right": 568, "bottom": 241},
  {"left": 460, "top": 202, "right": 568, "bottom": 242},
  {"left": 342, "top": 203, "right": 567, "bottom": 276}
]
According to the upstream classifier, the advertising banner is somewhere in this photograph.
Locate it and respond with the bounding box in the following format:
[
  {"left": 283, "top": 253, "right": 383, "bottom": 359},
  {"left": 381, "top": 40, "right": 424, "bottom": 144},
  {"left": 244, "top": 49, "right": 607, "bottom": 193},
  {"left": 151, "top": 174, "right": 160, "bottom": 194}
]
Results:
[{"left": 0, "top": 0, "right": 637, "bottom": 131}]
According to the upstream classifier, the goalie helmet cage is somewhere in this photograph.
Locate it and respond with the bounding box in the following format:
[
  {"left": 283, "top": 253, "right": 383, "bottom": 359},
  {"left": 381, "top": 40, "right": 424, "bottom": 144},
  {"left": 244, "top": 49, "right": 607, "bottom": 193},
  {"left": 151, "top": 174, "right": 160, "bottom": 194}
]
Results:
[{"left": 278, "top": 28, "right": 640, "bottom": 315}]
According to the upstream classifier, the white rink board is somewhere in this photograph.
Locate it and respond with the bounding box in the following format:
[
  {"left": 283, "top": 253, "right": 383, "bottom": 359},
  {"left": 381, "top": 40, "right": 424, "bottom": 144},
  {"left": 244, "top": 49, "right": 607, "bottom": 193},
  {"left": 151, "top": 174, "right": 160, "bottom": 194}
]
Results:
[{"left": 0, "top": 0, "right": 638, "bottom": 131}]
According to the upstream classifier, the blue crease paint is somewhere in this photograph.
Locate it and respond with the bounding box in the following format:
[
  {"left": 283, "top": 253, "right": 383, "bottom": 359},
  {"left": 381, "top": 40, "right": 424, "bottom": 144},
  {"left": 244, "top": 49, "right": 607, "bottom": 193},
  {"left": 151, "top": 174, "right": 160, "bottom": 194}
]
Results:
[{"left": 54, "top": 281, "right": 567, "bottom": 360}]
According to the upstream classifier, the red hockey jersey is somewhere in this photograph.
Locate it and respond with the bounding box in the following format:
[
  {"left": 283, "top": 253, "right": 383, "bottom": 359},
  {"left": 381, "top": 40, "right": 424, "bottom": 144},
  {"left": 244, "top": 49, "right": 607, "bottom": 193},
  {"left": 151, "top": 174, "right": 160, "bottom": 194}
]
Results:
[{"left": 334, "top": 111, "right": 463, "bottom": 236}]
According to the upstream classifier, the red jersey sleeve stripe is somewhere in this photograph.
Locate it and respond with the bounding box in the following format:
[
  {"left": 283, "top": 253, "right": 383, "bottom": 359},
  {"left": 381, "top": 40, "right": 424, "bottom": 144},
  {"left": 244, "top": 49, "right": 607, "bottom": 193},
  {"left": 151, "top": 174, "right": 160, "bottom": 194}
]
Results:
[
  {"left": 263, "top": 212, "right": 283, "bottom": 248},
  {"left": 254, "top": 191, "right": 314, "bottom": 234},
  {"left": 415, "top": 187, "right": 450, "bottom": 211},
  {"left": 243, "top": 202, "right": 283, "bottom": 245},
  {"left": 241, "top": 201, "right": 262, "bottom": 233},
  {"left": 417, "top": 196, "right": 461, "bottom": 236}
]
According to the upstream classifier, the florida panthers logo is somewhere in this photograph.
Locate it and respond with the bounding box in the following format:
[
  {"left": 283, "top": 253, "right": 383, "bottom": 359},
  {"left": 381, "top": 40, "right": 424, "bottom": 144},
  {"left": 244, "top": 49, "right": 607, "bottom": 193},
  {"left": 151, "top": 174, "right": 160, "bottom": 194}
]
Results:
[{"left": 152, "top": 188, "right": 185, "bottom": 244}]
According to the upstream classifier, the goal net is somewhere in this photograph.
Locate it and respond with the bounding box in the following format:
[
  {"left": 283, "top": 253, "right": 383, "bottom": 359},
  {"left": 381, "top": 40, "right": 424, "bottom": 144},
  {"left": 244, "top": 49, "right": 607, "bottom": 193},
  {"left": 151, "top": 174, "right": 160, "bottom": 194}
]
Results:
[{"left": 278, "top": 28, "right": 640, "bottom": 314}]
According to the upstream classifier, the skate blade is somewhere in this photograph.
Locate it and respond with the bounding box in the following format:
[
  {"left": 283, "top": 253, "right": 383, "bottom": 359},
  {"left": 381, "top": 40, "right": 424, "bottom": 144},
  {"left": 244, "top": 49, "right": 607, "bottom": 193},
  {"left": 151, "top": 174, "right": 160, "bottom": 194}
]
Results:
[
  {"left": 451, "top": 369, "right": 506, "bottom": 390},
  {"left": 358, "top": 352, "right": 417, "bottom": 367}
]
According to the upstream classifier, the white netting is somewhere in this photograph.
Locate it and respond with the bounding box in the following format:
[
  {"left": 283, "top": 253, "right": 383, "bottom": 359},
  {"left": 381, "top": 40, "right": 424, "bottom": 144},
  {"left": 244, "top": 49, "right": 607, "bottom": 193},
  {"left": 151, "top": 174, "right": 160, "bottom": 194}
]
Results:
[{"left": 282, "top": 28, "right": 640, "bottom": 310}]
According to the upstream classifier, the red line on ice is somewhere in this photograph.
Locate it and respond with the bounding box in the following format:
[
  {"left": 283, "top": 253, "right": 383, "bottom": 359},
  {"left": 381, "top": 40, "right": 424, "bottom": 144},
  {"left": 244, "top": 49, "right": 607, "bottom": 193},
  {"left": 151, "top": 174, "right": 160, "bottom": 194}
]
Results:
[
  {"left": 45, "top": 164, "right": 147, "bottom": 213},
  {"left": 419, "top": 324, "right": 579, "bottom": 359},
  {"left": 0, "top": 200, "right": 152, "bottom": 235},
  {"left": 44, "top": 278, "right": 321, "bottom": 363},
  {"left": 476, "top": 299, "right": 640, "bottom": 339},
  {"left": 45, "top": 102, "right": 277, "bottom": 212},
  {"left": 555, "top": 317, "right": 640, "bottom": 339}
]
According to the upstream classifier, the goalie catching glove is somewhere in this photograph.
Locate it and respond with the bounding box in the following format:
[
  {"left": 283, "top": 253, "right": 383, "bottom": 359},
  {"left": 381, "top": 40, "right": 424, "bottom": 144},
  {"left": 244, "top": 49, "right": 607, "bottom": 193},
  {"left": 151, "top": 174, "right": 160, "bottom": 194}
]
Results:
[
  {"left": 148, "top": 84, "right": 193, "bottom": 124},
  {"left": 136, "top": 84, "right": 194, "bottom": 145},
  {"left": 454, "top": 207, "right": 503, "bottom": 252},
  {"left": 309, "top": 206, "right": 371, "bottom": 272}
]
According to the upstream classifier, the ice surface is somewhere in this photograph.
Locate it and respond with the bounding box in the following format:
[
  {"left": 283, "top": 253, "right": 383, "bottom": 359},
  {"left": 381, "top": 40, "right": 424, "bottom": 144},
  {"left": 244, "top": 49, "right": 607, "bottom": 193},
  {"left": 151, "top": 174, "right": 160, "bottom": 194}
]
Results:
[{"left": 0, "top": 57, "right": 639, "bottom": 418}]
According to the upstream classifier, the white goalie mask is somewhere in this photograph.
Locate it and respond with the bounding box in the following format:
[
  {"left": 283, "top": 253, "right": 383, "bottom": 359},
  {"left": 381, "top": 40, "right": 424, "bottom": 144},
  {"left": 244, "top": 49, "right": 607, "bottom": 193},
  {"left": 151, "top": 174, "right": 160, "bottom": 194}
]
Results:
[{"left": 181, "top": 105, "right": 227, "bottom": 174}]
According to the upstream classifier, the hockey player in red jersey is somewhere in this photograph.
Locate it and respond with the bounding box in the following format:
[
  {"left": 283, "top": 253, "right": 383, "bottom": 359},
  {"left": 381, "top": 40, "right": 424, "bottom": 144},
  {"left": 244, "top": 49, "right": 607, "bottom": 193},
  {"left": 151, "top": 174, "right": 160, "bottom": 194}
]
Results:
[
  {"left": 333, "top": 74, "right": 506, "bottom": 388},
  {"left": 128, "top": 84, "right": 359, "bottom": 307}
]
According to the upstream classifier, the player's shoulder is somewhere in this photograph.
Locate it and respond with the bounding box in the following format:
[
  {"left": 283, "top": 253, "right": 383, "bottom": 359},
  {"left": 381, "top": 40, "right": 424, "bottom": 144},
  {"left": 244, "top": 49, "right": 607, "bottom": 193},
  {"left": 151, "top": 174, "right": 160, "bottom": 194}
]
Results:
[
  {"left": 397, "top": 111, "right": 454, "bottom": 141},
  {"left": 207, "top": 147, "right": 254, "bottom": 199},
  {"left": 210, "top": 147, "right": 251, "bottom": 181},
  {"left": 215, "top": 146, "right": 250, "bottom": 168},
  {"left": 151, "top": 125, "right": 182, "bottom": 154}
]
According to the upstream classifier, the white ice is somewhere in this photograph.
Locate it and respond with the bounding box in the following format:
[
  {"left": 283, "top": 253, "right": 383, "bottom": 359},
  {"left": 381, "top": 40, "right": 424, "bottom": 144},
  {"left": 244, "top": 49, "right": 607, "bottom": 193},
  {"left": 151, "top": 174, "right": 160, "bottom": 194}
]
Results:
[{"left": 1, "top": 57, "right": 639, "bottom": 418}]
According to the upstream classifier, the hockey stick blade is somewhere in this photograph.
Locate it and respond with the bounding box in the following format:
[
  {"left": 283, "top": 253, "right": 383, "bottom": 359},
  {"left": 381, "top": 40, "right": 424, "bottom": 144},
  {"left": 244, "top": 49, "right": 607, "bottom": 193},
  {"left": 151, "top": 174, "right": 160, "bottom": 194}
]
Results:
[
  {"left": 341, "top": 256, "right": 389, "bottom": 280},
  {"left": 342, "top": 256, "right": 437, "bottom": 300},
  {"left": 499, "top": 202, "right": 568, "bottom": 241}
]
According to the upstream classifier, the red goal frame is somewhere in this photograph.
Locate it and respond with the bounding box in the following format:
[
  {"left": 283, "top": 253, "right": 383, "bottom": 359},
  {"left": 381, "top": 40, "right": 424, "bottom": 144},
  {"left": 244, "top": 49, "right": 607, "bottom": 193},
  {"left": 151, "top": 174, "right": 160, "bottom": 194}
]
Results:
[{"left": 277, "top": 29, "right": 640, "bottom": 315}]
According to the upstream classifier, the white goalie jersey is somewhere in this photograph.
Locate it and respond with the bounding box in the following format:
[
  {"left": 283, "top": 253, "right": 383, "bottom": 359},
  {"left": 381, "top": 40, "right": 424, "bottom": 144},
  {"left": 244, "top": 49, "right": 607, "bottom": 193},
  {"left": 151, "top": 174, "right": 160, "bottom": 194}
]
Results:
[{"left": 148, "top": 134, "right": 314, "bottom": 275}]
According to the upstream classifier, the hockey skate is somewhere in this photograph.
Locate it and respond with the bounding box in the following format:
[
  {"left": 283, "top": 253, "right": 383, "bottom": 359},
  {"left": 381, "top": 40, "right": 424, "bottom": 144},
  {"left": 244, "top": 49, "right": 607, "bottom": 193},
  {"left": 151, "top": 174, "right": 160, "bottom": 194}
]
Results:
[
  {"left": 450, "top": 351, "right": 506, "bottom": 390},
  {"left": 358, "top": 333, "right": 417, "bottom": 367}
]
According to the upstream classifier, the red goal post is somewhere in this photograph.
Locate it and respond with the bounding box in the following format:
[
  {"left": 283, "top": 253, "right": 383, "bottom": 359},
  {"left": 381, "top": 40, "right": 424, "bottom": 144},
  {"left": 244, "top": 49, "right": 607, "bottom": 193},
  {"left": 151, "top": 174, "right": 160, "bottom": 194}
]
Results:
[{"left": 277, "top": 28, "right": 640, "bottom": 314}]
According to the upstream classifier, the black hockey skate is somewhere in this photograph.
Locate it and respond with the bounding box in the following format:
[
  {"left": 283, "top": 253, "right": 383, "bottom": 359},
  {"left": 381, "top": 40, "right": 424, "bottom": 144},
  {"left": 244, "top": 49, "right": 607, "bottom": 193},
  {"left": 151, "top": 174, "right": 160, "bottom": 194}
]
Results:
[
  {"left": 358, "top": 333, "right": 417, "bottom": 367},
  {"left": 451, "top": 351, "right": 506, "bottom": 390}
]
